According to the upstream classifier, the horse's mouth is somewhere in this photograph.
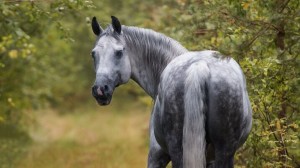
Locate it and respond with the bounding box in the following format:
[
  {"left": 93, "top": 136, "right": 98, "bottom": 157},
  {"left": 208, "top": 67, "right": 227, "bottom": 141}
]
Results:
[{"left": 96, "top": 96, "right": 111, "bottom": 106}]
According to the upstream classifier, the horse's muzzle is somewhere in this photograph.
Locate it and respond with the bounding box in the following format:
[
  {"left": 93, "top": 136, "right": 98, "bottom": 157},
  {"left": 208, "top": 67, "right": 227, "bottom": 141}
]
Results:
[{"left": 92, "top": 85, "right": 113, "bottom": 105}]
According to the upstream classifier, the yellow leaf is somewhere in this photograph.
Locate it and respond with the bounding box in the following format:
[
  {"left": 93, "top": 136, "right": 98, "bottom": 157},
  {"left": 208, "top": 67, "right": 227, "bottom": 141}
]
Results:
[
  {"left": 0, "top": 44, "right": 6, "bottom": 53},
  {"left": 8, "top": 50, "right": 18, "bottom": 59},
  {"left": 0, "top": 116, "right": 4, "bottom": 123},
  {"left": 7, "top": 97, "right": 15, "bottom": 107},
  {"left": 242, "top": 2, "right": 250, "bottom": 10},
  {"left": 211, "top": 37, "right": 216, "bottom": 44},
  {"left": 276, "top": 120, "right": 281, "bottom": 130},
  {"left": 289, "top": 123, "right": 299, "bottom": 129}
]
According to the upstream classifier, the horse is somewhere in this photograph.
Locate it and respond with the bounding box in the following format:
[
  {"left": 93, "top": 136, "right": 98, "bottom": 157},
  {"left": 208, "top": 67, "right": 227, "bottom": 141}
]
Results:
[{"left": 90, "top": 16, "right": 252, "bottom": 168}]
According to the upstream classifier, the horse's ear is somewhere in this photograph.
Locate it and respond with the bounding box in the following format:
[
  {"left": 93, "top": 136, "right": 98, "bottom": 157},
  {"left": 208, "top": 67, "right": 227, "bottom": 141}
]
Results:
[
  {"left": 111, "top": 16, "right": 121, "bottom": 35},
  {"left": 91, "top": 16, "right": 103, "bottom": 36}
]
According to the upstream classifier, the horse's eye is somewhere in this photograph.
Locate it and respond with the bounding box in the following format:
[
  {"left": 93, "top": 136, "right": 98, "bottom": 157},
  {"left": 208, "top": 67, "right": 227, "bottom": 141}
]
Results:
[{"left": 115, "top": 50, "right": 123, "bottom": 58}]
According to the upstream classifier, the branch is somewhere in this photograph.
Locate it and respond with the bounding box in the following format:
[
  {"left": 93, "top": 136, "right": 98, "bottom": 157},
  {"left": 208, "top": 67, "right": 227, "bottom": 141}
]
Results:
[
  {"left": 279, "top": 0, "right": 291, "bottom": 13},
  {"left": 239, "top": 25, "right": 271, "bottom": 52}
]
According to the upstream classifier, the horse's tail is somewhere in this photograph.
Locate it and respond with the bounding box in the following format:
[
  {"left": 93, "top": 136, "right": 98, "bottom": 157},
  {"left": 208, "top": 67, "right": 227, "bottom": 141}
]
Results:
[{"left": 183, "top": 61, "right": 210, "bottom": 168}]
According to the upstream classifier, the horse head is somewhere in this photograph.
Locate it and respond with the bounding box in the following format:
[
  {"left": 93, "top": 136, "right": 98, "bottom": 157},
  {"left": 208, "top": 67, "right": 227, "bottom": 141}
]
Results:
[{"left": 91, "top": 16, "right": 131, "bottom": 105}]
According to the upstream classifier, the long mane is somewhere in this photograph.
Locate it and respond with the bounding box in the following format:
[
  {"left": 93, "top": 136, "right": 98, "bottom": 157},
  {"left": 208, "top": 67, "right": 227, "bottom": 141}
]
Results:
[{"left": 123, "top": 26, "right": 187, "bottom": 86}]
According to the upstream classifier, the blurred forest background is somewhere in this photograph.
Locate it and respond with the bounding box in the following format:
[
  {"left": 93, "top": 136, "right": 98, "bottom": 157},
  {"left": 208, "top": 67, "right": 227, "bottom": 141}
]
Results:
[{"left": 0, "top": 0, "right": 299, "bottom": 167}]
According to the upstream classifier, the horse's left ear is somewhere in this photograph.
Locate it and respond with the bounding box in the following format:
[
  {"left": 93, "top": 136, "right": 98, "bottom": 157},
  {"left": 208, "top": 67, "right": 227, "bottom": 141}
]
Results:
[{"left": 111, "top": 16, "right": 122, "bottom": 34}]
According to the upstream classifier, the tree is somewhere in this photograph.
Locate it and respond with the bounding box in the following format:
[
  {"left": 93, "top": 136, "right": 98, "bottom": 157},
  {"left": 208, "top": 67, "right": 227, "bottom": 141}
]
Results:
[
  {"left": 0, "top": 0, "right": 94, "bottom": 124},
  {"left": 0, "top": 1, "right": 94, "bottom": 166}
]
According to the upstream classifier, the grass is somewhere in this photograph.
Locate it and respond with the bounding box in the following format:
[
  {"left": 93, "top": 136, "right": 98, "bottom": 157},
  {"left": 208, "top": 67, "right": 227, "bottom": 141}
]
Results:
[{"left": 15, "top": 91, "right": 153, "bottom": 168}]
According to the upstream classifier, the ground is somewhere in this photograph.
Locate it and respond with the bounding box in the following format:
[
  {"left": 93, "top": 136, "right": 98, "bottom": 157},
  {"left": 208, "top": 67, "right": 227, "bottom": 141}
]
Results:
[{"left": 15, "top": 94, "right": 152, "bottom": 168}]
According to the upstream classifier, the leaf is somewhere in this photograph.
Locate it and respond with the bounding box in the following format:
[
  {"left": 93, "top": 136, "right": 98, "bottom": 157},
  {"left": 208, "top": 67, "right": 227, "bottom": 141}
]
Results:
[
  {"left": 8, "top": 50, "right": 18, "bottom": 59},
  {"left": 0, "top": 116, "right": 4, "bottom": 123},
  {"left": 242, "top": 2, "right": 250, "bottom": 10},
  {"left": 276, "top": 120, "right": 281, "bottom": 130}
]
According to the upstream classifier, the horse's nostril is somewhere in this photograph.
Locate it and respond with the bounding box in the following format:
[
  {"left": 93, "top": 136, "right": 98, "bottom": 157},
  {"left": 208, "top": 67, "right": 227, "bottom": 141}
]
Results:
[
  {"left": 100, "top": 86, "right": 104, "bottom": 92},
  {"left": 104, "top": 85, "right": 109, "bottom": 91}
]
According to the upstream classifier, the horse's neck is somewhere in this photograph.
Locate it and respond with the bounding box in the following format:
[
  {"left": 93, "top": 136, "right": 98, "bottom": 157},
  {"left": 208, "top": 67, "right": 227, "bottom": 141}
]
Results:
[{"left": 123, "top": 26, "right": 188, "bottom": 98}]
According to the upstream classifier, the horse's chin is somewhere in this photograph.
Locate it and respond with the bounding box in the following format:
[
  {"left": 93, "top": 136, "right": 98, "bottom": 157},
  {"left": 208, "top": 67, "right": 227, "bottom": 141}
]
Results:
[{"left": 96, "top": 97, "right": 112, "bottom": 106}]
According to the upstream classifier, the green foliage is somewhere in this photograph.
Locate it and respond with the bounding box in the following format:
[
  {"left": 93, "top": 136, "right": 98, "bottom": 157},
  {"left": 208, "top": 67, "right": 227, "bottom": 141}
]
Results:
[
  {"left": 0, "top": 1, "right": 94, "bottom": 124},
  {"left": 0, "top": 0, "right": 97, "bottom": 166}
]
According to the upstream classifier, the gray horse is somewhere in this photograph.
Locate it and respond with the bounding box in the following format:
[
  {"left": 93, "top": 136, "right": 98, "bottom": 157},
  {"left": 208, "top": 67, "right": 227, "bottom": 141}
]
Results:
[{"left": 90, "top": 16, "right": 252, "bottom": 168}]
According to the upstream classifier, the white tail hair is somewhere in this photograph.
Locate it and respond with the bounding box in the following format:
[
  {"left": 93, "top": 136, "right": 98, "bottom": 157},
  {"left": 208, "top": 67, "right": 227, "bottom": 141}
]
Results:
[{"left": 183, "top": 61, "right": 210, "bottom": 168}]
